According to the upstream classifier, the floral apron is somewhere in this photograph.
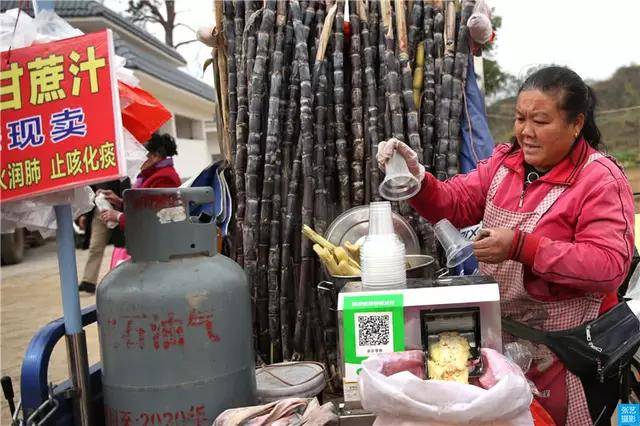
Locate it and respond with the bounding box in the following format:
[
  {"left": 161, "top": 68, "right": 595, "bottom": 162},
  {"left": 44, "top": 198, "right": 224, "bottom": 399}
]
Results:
[{"left": 479, "top": 153, "right": 604, "bottom": 425}]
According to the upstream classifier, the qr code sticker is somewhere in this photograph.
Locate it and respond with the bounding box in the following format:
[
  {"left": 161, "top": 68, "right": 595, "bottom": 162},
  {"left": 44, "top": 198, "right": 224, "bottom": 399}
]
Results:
[{"left": 355, "top": 312, "right": 393, "bottom": 357}]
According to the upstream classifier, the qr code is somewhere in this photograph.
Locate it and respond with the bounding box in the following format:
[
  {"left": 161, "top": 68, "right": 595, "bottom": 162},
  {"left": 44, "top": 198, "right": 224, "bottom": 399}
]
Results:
[{"left": 355, "top": 312, "right": 393, "bottom": 357}]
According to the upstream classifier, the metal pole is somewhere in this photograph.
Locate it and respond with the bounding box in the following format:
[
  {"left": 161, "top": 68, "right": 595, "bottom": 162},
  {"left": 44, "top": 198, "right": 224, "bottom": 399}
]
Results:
[
  {"left": 32, "top": 2, "right": 92, "bottom": 424},
  {"left": 54, "top": 205, "right": 92, "bottom": 426}
]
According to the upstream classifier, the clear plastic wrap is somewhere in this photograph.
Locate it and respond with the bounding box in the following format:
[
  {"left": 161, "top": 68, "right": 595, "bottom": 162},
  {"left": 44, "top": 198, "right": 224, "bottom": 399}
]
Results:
[
  {"left": 503, "top": 341, "right": 534, "bottom": 374},
  {"left": 0, "top": 187, "right": 95, "bottom": 238}
]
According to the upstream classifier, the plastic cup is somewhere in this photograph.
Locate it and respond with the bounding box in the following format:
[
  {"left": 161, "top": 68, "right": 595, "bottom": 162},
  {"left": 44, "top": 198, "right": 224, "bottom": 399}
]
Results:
[
  {"left": 379, "top": 151, "right": 421, "bottom": 201},
  {"left": 368, "top": 202, "right": 394, "bottom": 236},
  {"left": 361, "top": 233, "right": 406, "bottom": 287},
  {"left": 434, "top": 219, "right": 474, "bottom": 268}
]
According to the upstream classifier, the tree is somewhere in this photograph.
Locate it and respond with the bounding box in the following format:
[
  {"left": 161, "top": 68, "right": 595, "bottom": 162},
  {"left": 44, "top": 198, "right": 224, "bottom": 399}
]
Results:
[
  {"left": 482, "top": 12, "right": 516, "bottom": 98},
  {"left": 126, "top": 0, "right": 197, "bottom": 49}
]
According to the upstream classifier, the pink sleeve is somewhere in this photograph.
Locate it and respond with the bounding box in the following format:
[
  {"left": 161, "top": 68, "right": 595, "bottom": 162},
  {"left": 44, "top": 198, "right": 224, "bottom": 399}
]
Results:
[
  {"left": 530, "top": 177, "right": 635, "bottom": 294},
  {"left": 409, "top": 145, "right": 509, "bottom": 229}
]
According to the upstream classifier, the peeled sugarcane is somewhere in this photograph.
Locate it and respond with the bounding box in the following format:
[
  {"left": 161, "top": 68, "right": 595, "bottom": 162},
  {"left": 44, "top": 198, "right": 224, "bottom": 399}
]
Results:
[
  {"left": 349, "top": 0, "right": 365, "bottom": 206},
  {"left": 291, "top": 0, "right": 316, "bottom": 358},
  {"left": 333, "top": 1, "right": 351, "bottom": 212},
  {"left": 359, "top": 0, "right": 381, "bottom": 201},
  {"left": 413, "top": 41, "right": 424, "bottom": 110}
]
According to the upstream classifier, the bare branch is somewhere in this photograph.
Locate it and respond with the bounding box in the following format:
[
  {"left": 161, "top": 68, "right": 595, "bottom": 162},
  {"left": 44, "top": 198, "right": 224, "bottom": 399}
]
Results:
[
  {"left": 174, "top": 39, "right": 199, "bottom": 49},
  {"left": 174, "top": 22, "right": 197, "bottom": 33}
]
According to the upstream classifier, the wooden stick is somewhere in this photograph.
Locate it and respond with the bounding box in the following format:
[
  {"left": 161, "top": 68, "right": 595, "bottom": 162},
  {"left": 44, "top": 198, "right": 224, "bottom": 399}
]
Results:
[{"left": 214, "top": 0, "right": 231, "bottom": 162}]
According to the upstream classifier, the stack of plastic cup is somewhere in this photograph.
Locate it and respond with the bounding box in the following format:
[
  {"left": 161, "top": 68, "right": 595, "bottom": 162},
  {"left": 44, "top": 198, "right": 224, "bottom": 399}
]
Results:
[{"left": 360, "top": 202, "right": 407, "bottom": 287}]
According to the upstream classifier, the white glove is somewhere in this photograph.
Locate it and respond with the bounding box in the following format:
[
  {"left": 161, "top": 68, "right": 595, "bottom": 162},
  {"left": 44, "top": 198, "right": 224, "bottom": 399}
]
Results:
[{"left": 377, "top": 138, "right": 426, "bottom": 183}]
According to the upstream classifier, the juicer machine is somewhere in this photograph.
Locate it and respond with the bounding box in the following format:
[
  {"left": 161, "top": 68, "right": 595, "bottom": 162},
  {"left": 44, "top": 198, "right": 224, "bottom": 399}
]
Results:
[{"left": 337, "top": 276, "right": 502, "bottom": 402}]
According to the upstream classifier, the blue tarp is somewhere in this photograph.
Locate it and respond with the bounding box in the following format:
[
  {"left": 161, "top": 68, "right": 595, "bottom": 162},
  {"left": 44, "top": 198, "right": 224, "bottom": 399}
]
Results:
[{"left": 457, "top": 55, "right": 495, "bottom": 274}]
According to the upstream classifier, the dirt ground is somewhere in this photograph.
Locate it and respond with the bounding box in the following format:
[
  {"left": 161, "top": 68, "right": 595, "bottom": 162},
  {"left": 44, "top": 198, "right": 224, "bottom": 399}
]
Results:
[{"left": 0, "top": 241, "right": 112, "bottom": 424}]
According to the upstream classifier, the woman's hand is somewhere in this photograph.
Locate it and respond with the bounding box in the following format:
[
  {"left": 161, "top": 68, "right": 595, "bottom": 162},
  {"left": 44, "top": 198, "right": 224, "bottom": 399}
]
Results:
[
  {"left": 376, "top": 138, "right": 425, "bottom": 182},
  {"left": 97, "top": 189, "right": 123, "bottom": 207},
  {"left": 473, "top": 228, "right": 514, "bottom": 264},
  {"left": 100, "top": 209, "right": 122, "bottom": 225}
]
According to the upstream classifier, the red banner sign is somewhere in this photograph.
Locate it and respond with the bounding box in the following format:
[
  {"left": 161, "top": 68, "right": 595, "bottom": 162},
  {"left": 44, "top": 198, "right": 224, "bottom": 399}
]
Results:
[{"left": 0, "top": 29, "right": 124, "bottom": 202}]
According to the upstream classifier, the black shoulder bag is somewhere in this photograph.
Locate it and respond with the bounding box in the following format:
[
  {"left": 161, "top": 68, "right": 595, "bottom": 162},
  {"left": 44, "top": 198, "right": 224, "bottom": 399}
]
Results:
[
  {"left": 503, "top": 302, "right": 640, "bottom": 425},
  {"left": 503, "top": 302, "right": 640, "bottom": 382}
]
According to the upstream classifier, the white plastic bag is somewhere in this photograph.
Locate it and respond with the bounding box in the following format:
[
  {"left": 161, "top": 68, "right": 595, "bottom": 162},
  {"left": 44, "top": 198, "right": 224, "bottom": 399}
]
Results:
[
  {"left": 359, "top": 349, "right": 533, "bottom": 426},
  {"left": 467, "top": 0, "right": 493, "bottom": 45}
]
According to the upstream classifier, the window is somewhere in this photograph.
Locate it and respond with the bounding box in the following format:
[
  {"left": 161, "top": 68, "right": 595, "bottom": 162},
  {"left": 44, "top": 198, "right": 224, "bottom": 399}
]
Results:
[{"left": 175, "top": 115, "right": 194, "bottom": 139}]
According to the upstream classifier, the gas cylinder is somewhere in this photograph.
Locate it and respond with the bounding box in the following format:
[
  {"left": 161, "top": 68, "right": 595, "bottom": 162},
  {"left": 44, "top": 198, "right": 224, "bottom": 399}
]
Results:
[{"left": 97, "top": 188, "right": 256, "bottom": 424}]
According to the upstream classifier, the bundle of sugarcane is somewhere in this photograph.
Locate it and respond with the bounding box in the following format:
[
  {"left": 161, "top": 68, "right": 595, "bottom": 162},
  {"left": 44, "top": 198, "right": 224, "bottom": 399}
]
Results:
[{"left": 215, "top": 0, "right": 476, "bottom": 367}]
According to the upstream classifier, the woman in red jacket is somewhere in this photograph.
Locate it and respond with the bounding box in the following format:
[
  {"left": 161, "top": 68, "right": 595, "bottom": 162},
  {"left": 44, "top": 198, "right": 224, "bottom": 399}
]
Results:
[
  {"left": 99, "top": 133, "right": 181, "bottom": 228},
  {"left": 378, "top": 66, "right": 635, "bottom": 425}
]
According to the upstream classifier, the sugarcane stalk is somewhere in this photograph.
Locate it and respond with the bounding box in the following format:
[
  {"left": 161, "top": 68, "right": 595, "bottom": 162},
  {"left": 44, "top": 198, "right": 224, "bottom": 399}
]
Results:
[
  {"left": 331, "top": 0, "right": 350, "bottom": 213},
  {"left": 280, "top": 137, "right": 303, "bottom": 361},
  {"left": 349, "top": 0, "right": 365, "bottom": 206},
  {"left": 325, "top": 52, "right": 337, "bottom": 207},
  {"left": 246, "top": 0, "right": 276, "bottom": 361},
  {"left": 291, "top": 0, "right": 315, "bottom": 358},
  {"left": 312, "top": 5, "right": 336, "bottom": 237},
  {"left": 310, "top": 5, "right": 325, "bottom": 72},
  {"left": 381, "top": 0, "right": 404, "bottom": 143},
  {"left": 407, "top": 0, "right": 422, "bottom": 61},
  {"left": 420, "top": 1, "right": 436, "bottom": 171},
  {"left": 357, "top": 0, "right": 380, "bottom": 201},
  {"left": 223, "top": 1, "right": 237, "bottom": 161},
  {"left": 259, "top": 0, "right": 287, "bottom": 364},
  {"left": 395, "top": 0, "right": 422, "bottom": 159},
  {"left": 245, "top": 3, "right": 259, "bottom": 115},
  {"left": 233, "top": 0, "right": 246, "bottom": 266}
]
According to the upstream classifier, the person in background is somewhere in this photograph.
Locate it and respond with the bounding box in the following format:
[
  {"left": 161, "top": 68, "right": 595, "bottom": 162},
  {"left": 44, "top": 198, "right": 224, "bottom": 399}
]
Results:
[
  {"left": 99, "top": 133, "right": 181, "bottom": 229},
  {"left": 77, "top": 178, "right": 130, "bottom": 294},
  {"left": 378, "top": 66, "right": 635, "bottom": 425}
]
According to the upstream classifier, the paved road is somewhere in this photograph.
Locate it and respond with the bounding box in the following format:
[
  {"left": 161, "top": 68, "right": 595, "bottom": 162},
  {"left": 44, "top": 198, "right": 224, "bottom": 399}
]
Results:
[{"left": 1, "top": 240, "right": 113, "bottom": 424}]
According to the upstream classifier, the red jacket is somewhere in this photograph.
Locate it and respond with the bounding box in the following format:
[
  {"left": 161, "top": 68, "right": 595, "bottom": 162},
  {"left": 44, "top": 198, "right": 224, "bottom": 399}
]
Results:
[
  {"left": 410, "top": 138, "right": 635, "bottom": 313},
  {"left": 118, "top": 164, "right": 181, "bottom": 228}
]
